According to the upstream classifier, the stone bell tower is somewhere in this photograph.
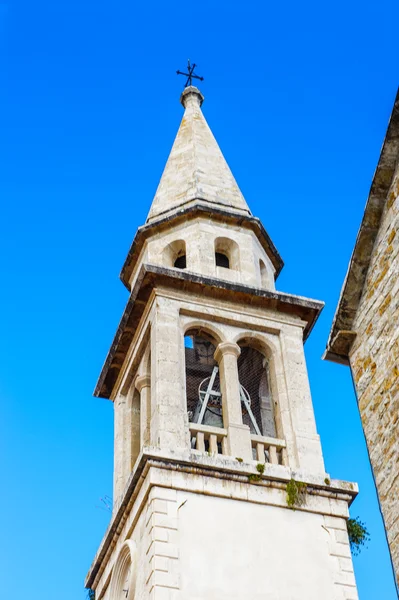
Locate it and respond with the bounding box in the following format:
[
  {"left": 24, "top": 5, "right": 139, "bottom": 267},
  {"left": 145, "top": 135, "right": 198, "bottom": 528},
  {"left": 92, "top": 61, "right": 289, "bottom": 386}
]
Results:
[{"left": 85, "top": 86, "right": 360, "bottom": 600}]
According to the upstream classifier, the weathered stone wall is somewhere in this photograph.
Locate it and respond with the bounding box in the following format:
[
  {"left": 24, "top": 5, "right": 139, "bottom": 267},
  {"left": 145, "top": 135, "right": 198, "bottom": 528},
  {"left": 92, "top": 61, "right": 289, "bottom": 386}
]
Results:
[
  {"left": 128, "top": 217, "right": 276, "bottom": 291},
  {"left": 88, "top": 461, "right": 358, "bottom": 600},
  {"left": 350, "top": 163, "right": 399, "bottom": 582}
]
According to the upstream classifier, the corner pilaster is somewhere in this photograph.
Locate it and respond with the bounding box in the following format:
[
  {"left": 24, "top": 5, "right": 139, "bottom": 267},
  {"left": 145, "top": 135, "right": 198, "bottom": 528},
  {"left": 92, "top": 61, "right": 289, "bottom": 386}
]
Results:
[
  {"left": 280, "top": 325, "right": 326, "bottom": 475},
  {"left": 150, "top": 299, "right": 187, "bottom": 451}
]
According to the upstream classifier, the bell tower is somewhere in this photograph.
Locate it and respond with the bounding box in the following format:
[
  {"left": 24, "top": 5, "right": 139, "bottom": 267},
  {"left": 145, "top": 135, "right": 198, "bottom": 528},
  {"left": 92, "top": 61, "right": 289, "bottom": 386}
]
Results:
[{"left": 85, "top": 86, "right": 360, "bottom": 600}]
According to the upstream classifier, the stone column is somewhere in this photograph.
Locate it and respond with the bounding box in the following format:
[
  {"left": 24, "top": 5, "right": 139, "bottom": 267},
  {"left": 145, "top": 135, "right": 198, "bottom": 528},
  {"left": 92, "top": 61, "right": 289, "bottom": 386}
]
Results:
[
  {"left": 135, "top": 374, "right": 151, "bottom": 448},
  {"left": 214, "top": 342, "right": 252, "bottom": 461}
]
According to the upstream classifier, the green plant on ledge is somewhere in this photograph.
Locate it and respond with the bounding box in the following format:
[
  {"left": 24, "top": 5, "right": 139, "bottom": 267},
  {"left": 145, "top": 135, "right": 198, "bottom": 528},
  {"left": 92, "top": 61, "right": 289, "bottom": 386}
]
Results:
[
  {"left": 286, "top": 478, "right": 307, "bottom": 509},
  {"left": 248, "top": 463, "right": 265, "bottom": 482},
  {"left": 347, "top": 517, "right": 370, "bottom": 556},
  {"left": 87, "top": 589, "right": 95, "bottom": 600}
]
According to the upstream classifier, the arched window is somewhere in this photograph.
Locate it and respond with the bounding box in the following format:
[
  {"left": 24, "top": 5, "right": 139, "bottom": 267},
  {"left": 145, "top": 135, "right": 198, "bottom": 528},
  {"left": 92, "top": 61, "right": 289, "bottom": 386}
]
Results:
[
  {"left": 237, "top": 343, "right": 276, "bottom": 438},
  {"left": 184, "top": 330, "right": 223, "bottom": 429},
  {"left": 174, "top": 254, "right": 187, "bottom": 269},
  {"left": 109, "top": 540, "right": 137, "bottom": 600},
  {"left": 215, "top": 252, "right": 230, "bottom": 268},
  {"left": 259, "top": 259, "right": 269, "bottom": 288},
  {"left": 163, "top": 239, "right": 187, "bottom": 269},
  {"left": 214, "top": 237, "right": 239, "bottom": 271}
]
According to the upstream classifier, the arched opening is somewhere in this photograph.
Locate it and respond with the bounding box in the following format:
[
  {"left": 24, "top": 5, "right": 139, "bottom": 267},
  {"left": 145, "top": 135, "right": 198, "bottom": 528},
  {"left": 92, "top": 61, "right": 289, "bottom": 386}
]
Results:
[
  {"left": 136, "top": 346, "right": 151, "bottom": 449},
  {"left": 214, "top": 237, "right": 239, "bottom": 271},
  {"left": 108, "top": 540, "right": 137, "bottom": 600},
  {"left": 174, "top": 254, "right": 187, "bottom": 269},
  {"left": 130, "top": 388, "right": 141, "bottom": 469},
  {"left": 143, "top": 350, "right": 151, "bottom": 447},
  {"left": 163, "top": 239, "right": 187, "bottom": 269},
  {"left": 237, "top": 342, "right": 276, "bottom": 438},
  {"left": 184, "top": 329, "right": 223, "bottom": 429},
  {"left": 215, "top": 252, "right": 230, "bottom": 269},
  {"left": 259, "top": 259, "right": 269, "bottom": 288}
]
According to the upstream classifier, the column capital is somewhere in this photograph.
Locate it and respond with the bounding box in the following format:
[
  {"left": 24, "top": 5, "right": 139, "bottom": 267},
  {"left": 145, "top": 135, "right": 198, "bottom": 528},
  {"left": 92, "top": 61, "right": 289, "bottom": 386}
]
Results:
[
  {"left": 214, "top": 341, "right": 241, "bottom": 362},
  {"left": 135, "top": 374, "right": 151, "bottom": 393}
]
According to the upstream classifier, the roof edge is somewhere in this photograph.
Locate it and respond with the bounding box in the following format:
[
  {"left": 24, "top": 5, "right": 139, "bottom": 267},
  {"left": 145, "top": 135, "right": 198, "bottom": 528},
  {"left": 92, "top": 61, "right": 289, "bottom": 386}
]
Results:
[
  {"left": 325, "top": 87, "right": 399, "bottom": 363},
  {"left": 95, "top": 264, "right": 323, "bottom": 399}
]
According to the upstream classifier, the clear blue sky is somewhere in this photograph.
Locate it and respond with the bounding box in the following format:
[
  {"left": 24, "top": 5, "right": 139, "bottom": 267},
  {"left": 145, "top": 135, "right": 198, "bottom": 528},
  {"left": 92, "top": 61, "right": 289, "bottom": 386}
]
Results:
[{"left": 0, "top": 1, "right": 398, "bottom": 598}]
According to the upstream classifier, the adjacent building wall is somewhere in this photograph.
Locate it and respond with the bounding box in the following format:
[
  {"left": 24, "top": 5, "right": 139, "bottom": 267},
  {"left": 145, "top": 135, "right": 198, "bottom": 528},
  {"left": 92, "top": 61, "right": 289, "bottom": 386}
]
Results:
[{"left": 349, "top": 164, "right": 399, "bottom": 582}]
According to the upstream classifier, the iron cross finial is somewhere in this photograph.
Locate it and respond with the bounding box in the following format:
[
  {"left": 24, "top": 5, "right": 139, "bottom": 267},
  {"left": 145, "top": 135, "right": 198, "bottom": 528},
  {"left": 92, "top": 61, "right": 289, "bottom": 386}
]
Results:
[{"left": 176, "top": 60, "right": 204, "bottom": 88}]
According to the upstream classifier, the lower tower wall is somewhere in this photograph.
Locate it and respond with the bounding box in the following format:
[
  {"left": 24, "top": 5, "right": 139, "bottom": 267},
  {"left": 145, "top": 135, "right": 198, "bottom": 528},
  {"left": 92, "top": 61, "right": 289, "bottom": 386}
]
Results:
[{"left": 87, "top": 453, "right": 358, "bottom": 600}]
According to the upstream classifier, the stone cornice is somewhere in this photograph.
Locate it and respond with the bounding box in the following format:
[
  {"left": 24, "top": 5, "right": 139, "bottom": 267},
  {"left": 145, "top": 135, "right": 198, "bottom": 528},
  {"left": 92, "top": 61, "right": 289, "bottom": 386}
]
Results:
[
  {"left": 119, "top": 202, "right": 284, "bottom": 289},
  {"left": 94, "top": 264, "right": 324, "bottom": 399},
  {"left": 85, "top": 448, "right": 357, "bottom": 590}
]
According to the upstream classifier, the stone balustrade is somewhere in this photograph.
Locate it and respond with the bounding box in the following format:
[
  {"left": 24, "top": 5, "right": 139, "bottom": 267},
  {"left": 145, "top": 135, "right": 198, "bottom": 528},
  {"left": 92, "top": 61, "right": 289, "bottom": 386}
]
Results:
[
  {"left": 251, "top": 434, "right": 287, "bottom": 465},
  {"left": 189, "top": 423, "right": 287, "bottom": 467},
  {"left": 189, "top": 422, "right": 228, "bottom": 456}
]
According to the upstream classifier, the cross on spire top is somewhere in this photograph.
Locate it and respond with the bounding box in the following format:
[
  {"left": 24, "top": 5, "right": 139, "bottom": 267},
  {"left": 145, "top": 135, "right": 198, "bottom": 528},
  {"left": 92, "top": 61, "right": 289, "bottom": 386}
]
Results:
[{"left": 176, "top": 60, "right": 204, "bottom": 88}]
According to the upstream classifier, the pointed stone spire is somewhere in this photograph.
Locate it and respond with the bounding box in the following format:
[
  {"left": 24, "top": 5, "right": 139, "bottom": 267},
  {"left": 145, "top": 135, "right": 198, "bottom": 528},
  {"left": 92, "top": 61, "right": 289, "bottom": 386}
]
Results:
[{"left": 146, "top": 86, "right": 251, "bottom": 223}]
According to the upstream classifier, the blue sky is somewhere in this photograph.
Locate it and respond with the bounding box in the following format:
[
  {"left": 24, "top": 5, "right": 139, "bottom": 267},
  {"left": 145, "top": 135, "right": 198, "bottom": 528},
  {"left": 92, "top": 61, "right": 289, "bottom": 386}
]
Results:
[{"left": 0, "top": 1, "right": 398, "bottom": 598}]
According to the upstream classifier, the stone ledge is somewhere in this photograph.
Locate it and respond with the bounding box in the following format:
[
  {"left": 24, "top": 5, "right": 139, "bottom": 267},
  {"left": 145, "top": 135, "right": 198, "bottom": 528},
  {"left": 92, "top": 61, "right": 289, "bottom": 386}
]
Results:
[
  {"left": 322, "top": 330, "right": 357, "bottom": 365},
  {"left": 120, "top": 201, "right": 284, "bottom": 288},
  {"left": 85, "top": 448, "right": 357, "bottom": 590},
  {"left": 95, "top": 264, "right": 324, "bottom": 398}
]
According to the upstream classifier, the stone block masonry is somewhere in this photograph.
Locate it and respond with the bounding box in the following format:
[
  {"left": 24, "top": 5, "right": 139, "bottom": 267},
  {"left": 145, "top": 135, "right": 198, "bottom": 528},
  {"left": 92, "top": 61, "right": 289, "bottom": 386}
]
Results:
[
  {"left": 145, "top": 487, "right": 180, "bottom": 600},
  {"left": 350, "top": 165, "right": 399, "bottom": 583}
]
